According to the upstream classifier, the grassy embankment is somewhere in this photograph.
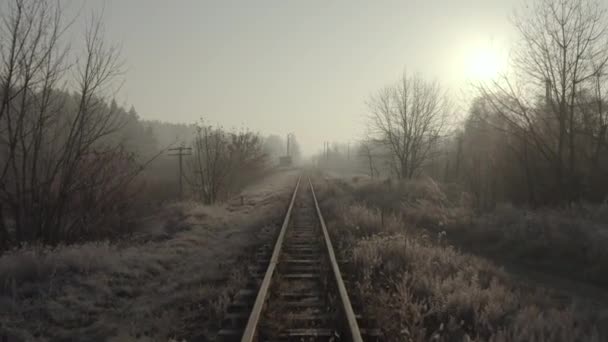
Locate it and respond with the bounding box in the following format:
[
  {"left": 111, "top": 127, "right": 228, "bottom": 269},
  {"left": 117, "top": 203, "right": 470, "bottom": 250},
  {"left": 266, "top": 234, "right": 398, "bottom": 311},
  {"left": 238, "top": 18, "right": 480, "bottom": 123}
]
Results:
[
  {"left": 0, "top": 172, "right": 295, "bottom": 341},
  {"left": 317, "top": 176, "right": 608, "bottom": 342}
]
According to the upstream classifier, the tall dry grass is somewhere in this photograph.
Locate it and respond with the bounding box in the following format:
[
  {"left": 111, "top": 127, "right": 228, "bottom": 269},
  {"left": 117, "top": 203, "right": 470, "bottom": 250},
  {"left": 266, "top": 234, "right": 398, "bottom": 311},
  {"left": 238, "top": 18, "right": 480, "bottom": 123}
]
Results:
[
  {"left": 0, "top": 189, "right": 285, "bottom": 341},
  {"left": 321, "top": 177, "right": 608, "bottom": 287},
  {"left": 318, "top": 177, "right": 608, "bottom": 342}
]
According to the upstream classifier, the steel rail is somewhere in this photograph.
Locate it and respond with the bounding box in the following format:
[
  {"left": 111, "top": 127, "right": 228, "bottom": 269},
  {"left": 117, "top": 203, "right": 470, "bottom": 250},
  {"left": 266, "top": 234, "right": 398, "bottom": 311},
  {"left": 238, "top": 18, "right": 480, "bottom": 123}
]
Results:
[
  {"left": 240, "top": 175, "right": 301, "bottom": 342},
  {"left": 309, "top": 177, "right": 364, "bottom": 342}
]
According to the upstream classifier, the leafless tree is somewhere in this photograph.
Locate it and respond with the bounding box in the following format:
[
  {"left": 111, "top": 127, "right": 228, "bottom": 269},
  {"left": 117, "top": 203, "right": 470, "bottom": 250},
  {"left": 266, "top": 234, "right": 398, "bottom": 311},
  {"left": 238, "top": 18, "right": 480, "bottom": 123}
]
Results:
[
  {"left": 0, "top": 0, "right": 66, "bottom": 246},
  {"left": 227, "top": 129, "right": 267, "bottom": 191},
  {"left": 358, "top": 136, "right": 379, "bottom": 179},
  {"left": 191, "top": 123, "right": 229, "bottom": 204},
  {"left": 0, "top": 0, "right": 137, "bottom": 247},
  {"left": 190, "top": 122, "right": 267, "bottom": 204},
  {"left": 478, "top": 0, "right": 608, "bottom": 202},
  {"left": 367, "top": 72, "right": 450, "bottom": 179}
]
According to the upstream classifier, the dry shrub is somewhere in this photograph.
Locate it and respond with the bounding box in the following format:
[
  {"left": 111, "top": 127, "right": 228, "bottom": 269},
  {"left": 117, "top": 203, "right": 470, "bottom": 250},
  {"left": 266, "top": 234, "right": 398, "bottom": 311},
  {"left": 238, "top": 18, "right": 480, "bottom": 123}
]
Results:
[
  {"left": 341, "top": 205, "right": 403, "bottom": 235},
  {"left": 488, "top": 306, "right": 605, "bottom": 342},
  {"left": 343, "top": 177, "right": 608, "bottom": 288},
  {"left": 345, "top": 231, "right": 606, "bottom": 342},
  {"left": 349, "top": 178, "right": 473, "bottom": 231},
  {"left": 402, "top": 177, "right": 449, "bottom": 205},
  {"left": 313, "top": 177, "right": 356, "bottom": 223},
  {"left": 133, "top": 176, "right": 178, "bottom": 208},
  {"left": 0, "top": 243, "right": 109, "bottom": 291},
  {"left": 473, "top": 205, "right": 608, "bottom": 286},
  {"left": 325, "top": 189, "right": 607, "bottom": 341}
]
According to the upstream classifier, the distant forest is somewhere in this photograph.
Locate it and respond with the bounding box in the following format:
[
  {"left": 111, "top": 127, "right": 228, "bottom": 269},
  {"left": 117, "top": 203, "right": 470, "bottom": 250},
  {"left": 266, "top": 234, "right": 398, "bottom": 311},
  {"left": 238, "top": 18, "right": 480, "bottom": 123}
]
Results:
[{"left": 0, "top": 86, "right": 299, "bottom": 249}]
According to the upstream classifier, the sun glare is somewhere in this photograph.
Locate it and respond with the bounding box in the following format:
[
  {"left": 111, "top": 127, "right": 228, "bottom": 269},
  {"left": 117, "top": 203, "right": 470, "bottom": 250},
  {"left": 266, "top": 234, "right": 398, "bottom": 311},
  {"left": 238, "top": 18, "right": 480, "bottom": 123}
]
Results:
[{"left": 466, "top": 47, "right": 505, "bottom": 81}]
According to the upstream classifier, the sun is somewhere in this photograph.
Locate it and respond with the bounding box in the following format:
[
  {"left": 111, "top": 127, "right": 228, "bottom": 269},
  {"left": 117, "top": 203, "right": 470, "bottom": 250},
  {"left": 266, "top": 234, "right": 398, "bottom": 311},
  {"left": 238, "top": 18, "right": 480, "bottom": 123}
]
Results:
[{"left": 466, "top": 46, "right": 506, "bottom": 81}]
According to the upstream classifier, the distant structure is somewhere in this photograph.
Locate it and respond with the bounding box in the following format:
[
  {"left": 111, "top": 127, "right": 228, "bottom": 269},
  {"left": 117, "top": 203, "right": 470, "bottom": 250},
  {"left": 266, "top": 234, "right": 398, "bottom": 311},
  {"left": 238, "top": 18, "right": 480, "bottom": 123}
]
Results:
[
  {"left": 279, "top": 155, "right": 292, "bottom": 167},
  {"left": 279, "top": 133, "right": 294, "bottom": 167},
  {"left": 168, "top": 145, "right": 192, "bottom": 200}
]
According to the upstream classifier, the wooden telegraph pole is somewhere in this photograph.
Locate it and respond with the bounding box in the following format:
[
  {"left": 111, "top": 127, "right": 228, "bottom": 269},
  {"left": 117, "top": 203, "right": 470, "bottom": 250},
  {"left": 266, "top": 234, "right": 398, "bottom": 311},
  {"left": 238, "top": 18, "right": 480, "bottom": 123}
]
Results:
[
  {"left": 347, "top": 142, "right": 351, "bottom": 161},
  {"left": 168, "top": 146, "right": 192, "bottom": 200}
]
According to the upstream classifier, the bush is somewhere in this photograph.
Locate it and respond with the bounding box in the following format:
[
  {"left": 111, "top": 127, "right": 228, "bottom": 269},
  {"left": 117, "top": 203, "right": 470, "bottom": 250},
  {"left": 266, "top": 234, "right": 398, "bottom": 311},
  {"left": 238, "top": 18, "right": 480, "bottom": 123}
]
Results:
[
  {"left": 335, "top": 177, "right": 608, "bottom": 287},
  {"left": 319, "top": 177, "right": 608, "bottom": 341},
  {"left": 337, "top": 208, "right": 606, "bottom": 341}
]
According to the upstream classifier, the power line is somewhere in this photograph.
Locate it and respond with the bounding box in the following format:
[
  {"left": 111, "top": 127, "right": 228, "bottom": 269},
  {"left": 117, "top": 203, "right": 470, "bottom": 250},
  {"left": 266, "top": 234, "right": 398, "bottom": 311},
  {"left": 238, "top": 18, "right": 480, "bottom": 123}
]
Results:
[{"left": 168, "top": 146, "right": 192, "bottom": 200}]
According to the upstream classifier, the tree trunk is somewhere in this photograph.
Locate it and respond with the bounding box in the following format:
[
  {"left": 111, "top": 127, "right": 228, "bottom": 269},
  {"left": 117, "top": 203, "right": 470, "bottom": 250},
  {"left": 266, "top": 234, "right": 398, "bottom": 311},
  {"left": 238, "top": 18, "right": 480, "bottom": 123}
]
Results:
[
  {"left": 556, "top": 106, "right": 566, "bottom": 203},
  {"left": 400, "top": 161, "right": 408, "bottom": 179},
  {"left": 0, "top": 204, "right": 9, "bottom": 250},
  {"left": 522, "top": 138, "right": 536, "bottom": 207},
  {"left": 568, "top": 104, "right": 577, "bottom": 202}
]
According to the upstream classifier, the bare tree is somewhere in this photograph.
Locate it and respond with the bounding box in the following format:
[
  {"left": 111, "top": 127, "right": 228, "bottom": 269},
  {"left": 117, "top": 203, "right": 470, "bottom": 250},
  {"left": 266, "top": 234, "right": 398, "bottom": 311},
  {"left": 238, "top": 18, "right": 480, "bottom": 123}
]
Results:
[
  {"left": 0, "top": 0, "right": 137, "bottom": 247},
  {"left": 191, "top": 123, "right": 229, "bottom": 204},
  {"left": 227, "top": 129, "right": 267, "bottom": 191},
  {"left": 367, "top": 72, "right": 450, "bottom": 179},
  {"left": 190, "top": 122, "right": 268, "bottom": 204},
  {"left": 0, "top": 0, "right": 67, "bottom": 246},
  {"left": 478, "top": 0, "right": 608, "bottom": 202},
  {"left": 358, "top": 136, "right": 379, "bottom": 179}
]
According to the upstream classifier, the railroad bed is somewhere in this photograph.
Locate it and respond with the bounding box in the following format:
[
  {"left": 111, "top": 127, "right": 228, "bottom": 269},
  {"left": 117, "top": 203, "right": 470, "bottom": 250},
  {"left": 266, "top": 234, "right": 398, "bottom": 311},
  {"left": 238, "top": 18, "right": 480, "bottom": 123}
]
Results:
[{"left": 217, "top": 176, "right": 381, "bottom": 342}]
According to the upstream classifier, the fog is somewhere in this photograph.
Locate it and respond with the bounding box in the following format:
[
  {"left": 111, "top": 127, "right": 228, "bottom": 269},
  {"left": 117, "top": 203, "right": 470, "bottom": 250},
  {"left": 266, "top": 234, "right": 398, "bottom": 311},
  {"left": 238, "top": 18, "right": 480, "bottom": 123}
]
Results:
[
  {"left": 70, "top": 0, "right": 516, "bottom": 155},
  {"left": 2, "top": 1, "right": 608, "bottom": 341}
]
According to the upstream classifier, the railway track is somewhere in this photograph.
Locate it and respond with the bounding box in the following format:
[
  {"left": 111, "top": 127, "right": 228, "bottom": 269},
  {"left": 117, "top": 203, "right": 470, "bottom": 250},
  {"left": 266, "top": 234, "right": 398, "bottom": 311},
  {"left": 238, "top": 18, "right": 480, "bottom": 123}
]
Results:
[{"left": 217, "top": 176, "right": 381, "bottom": 341}]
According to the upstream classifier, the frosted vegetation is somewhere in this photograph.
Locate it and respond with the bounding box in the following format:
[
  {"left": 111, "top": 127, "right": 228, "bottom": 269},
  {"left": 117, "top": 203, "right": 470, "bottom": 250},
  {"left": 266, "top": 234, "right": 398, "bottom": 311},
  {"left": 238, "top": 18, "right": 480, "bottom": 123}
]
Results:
[{"left": 318, "top": 176, "right": 608, "bottom": 341}]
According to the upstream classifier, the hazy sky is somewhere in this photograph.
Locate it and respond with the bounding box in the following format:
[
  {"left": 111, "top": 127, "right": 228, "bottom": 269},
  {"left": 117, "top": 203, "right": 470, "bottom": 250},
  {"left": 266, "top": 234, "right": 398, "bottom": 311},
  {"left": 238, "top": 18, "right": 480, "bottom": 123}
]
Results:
[{"left": 75, "top": 0, "right": 520, "bottom": 155}]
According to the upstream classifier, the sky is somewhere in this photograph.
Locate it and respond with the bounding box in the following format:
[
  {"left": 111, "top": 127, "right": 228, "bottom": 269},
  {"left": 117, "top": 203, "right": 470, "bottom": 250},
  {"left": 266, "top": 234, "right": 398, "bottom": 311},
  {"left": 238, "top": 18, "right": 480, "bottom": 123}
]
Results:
[{"left": 70, "top": 0, "right": 521, "bottom": 155}]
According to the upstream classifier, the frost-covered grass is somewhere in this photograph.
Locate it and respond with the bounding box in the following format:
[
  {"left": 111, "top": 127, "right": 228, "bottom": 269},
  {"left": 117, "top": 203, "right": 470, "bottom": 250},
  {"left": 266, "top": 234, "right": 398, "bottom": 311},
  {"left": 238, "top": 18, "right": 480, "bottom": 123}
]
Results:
[
  {"left": 318, "top": 176, "right": 608, "bottom": 342},
  {"left": 322, "top": 176, "right": 608, "bottom": 287},
  {"left": 0, "top": 171, "right": 297, "bottom": 341}
]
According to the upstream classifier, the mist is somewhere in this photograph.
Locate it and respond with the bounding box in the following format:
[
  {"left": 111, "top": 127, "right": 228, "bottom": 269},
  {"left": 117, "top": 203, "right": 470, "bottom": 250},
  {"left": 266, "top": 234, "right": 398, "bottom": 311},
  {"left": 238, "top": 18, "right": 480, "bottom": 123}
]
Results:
[
  {"left": 60, "top": 0, "right": 516, "bottom": 156},
  {"left": 1, "top": 0, "right": 608, "bottom": 341}
]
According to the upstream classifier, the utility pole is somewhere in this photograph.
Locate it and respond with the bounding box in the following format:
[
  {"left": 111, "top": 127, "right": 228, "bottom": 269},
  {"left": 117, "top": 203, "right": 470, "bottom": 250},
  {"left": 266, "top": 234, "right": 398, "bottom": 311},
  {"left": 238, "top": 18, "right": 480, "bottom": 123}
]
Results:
[
  {"left": 168, "top": 145, "right": 192, "bottom": 200},
  {"left": 347, "top": 142, "right": 351, "bottom": 161},
  {"left": 323, "top": 142, "right": 326, "bottom": 162},
  {"left": 286, "top": 133, "right": 290, "bottom": 156}
]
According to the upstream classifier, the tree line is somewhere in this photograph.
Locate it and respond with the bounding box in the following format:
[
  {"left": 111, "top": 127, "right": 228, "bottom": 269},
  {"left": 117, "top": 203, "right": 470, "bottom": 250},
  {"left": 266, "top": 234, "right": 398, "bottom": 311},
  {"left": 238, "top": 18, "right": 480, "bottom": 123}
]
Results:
[
  {"left": 0, "top": 0, "right": 298, "bottom": 249},
  {"left": 321, "top": 0, "right": 608, "bottom": 209},
  {"left": 0, "top": 0, "right": 133, "bottom": 248}
]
